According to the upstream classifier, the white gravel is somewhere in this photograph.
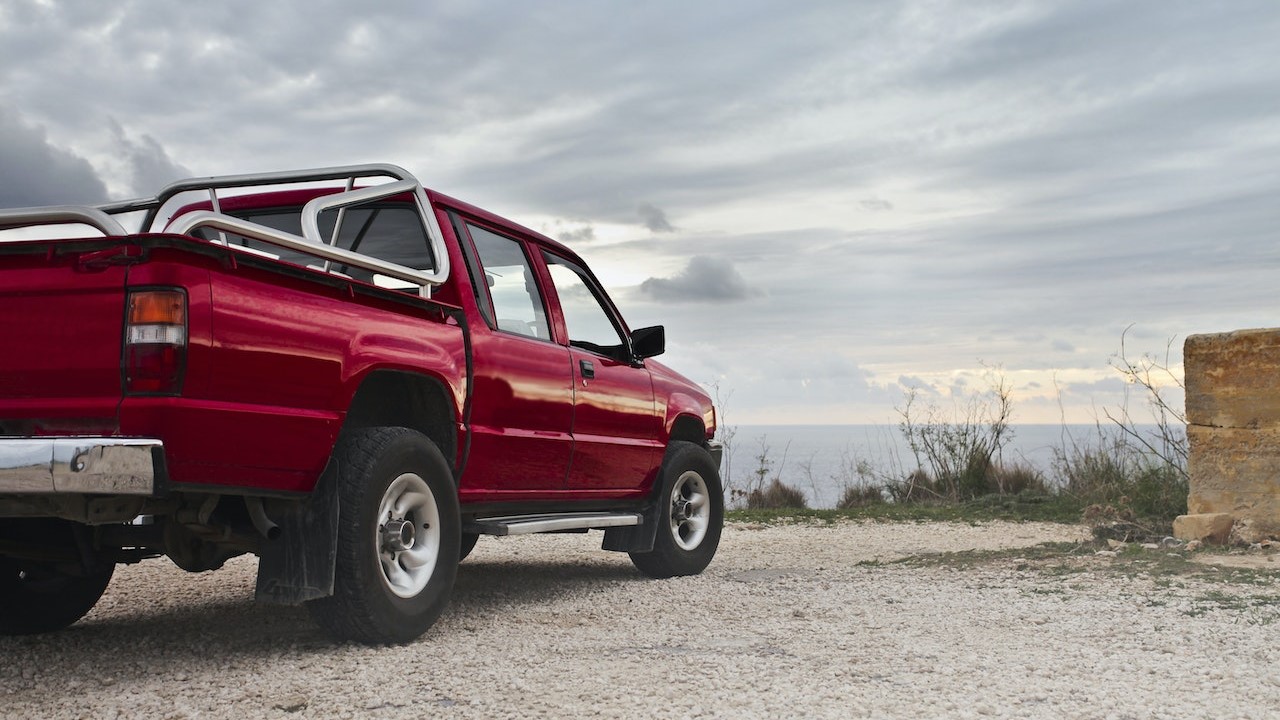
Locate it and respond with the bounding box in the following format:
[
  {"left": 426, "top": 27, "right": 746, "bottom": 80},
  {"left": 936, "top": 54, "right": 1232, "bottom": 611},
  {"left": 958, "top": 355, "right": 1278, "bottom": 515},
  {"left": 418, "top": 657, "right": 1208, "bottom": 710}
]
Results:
[{"left": 4, "top": 520, "right": 1278, "bottom": 719}]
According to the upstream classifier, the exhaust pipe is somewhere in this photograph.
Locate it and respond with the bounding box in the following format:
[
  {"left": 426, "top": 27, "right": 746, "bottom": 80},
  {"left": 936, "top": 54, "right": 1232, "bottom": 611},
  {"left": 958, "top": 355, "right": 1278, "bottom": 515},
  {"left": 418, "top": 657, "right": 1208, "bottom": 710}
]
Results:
[{"left": 245, "top": 497, "right": 281, "bottom": 541}]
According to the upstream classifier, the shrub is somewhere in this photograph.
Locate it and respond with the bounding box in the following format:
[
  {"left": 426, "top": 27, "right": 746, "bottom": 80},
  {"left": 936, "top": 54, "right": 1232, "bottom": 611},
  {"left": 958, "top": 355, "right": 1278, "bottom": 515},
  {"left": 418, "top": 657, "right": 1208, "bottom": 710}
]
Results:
[
  {"left": 898, "top": 368, "right": 1015, "bottom": 502},
  {"left": 835, "top": 482, "right": 885, "bottom": 509},
  {"left": 884, "top": 468, "right": 939, "bottom": 504},
  {"left": 1053, "top": 426, "right": 1187, "bottom": 528},
  {"left": 991, "top": 462, "right": 1048, "bottom": 496},
  {"left": 745, "top": 478, "right": 808, "bottom": 509}
]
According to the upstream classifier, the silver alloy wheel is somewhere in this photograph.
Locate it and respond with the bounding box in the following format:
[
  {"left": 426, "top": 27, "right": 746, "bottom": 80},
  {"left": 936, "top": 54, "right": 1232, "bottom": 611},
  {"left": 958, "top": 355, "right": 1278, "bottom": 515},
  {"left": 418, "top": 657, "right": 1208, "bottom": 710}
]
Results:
[
  {"left": 376, "top": 472, "right": 441, "bottom": 599},
  {"left": 668, "top": 470, "right": 710, "bottom": 551}
]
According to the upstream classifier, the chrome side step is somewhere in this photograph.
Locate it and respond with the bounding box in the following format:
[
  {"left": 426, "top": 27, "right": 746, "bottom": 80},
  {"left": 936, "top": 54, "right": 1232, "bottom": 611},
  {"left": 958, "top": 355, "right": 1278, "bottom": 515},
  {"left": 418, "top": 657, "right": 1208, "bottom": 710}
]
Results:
[{"left": 464, "top": 512, "right": 643, "bottom": 537}]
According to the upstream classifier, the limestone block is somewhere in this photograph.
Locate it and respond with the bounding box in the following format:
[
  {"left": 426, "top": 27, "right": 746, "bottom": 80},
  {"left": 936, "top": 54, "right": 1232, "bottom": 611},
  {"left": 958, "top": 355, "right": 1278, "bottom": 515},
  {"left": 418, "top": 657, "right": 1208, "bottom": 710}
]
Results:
[
  {"left": 1172, "top": 513, "right": 1234, "bottom": 544},
  {"left": 1185, "top": 329, "right": 1280, "bottom": 429},
  {"left": 1186, "top": 425, "right": 1280, "bottom": 523}
]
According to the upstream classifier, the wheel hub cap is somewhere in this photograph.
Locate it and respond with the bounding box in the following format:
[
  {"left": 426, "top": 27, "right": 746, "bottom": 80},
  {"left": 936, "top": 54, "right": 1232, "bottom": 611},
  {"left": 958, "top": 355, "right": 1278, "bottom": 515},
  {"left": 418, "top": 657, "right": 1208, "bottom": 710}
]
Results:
[
  {"left": 382, "top": 518, "right": 416, "bottom": 552},
  {"left": 375, "top": 472, "right": 441, "bottom": 599},
  {"left": 669, "top": 470, "right": 710, "bottom": 551}
]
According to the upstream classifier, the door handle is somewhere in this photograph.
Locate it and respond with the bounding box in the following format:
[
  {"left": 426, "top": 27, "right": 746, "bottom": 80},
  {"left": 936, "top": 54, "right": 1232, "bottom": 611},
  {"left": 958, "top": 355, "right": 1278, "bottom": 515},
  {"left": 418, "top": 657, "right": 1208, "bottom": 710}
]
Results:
[{"left": 579, "top": 359, "right": 595, "bottom": 379}]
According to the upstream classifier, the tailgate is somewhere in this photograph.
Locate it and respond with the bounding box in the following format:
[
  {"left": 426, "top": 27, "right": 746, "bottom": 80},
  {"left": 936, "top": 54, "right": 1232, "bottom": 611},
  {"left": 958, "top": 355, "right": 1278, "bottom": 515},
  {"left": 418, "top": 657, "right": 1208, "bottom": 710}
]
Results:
[{"left": 0, "top": 241, "right": 130, "bottom": 430}]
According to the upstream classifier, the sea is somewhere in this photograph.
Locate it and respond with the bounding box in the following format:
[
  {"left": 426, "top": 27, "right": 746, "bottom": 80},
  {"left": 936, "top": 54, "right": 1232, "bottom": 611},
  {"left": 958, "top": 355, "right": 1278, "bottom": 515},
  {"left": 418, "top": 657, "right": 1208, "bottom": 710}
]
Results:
[{"left": 721, "top": 424, "right": 1155, "bottom": 508}]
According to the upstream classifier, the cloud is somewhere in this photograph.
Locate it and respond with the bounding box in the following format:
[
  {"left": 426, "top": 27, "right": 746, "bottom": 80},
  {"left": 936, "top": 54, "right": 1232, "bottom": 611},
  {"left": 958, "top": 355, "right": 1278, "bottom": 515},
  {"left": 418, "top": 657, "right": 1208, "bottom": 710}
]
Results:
[
  {"left": 2, "top": 1, "right": 1277, "bottom": 423},
  {"left": 637, "top": 202, "right": 675, "bottom": 232},
  {"left": 556, "top": 225, "right": 596, "bottom": 244},
  {"left": 108, "top": 119, "right": 191, "bottom": 197},
  {"left": 639, "top": 255, "right": 758, "bottom": 303},
  {"left": 0, "top": 108, "right": 107, "bottom": 208}
]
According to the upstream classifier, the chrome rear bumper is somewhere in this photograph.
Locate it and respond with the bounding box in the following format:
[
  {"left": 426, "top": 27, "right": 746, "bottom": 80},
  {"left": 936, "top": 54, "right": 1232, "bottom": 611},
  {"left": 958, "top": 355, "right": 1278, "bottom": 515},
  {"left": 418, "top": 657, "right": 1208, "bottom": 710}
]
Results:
[{"left": 0, "top": 438, "right": 162, "bottom": 495}]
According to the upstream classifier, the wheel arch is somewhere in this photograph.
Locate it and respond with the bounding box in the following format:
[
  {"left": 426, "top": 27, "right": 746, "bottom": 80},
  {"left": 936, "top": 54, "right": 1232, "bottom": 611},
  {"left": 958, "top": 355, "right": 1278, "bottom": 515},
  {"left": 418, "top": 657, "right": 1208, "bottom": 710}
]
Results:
[
  {"left": 256, "top": 369, "right": 460, "bottom": 608},
  {"left": 667, "top": 414, "right": 708, "bottom": 448},
  {"left": 339, "top": 369, "right": 459, "bottom": 473},
  {"left": 662, "top": 389, "right": 715, "bottom": 448}
]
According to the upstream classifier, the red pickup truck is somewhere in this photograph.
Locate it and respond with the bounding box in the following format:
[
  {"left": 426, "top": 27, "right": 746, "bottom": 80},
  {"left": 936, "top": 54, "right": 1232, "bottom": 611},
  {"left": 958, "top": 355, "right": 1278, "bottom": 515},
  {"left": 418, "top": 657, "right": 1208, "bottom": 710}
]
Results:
[{"left": 0, "top": 164, "right": 722, "bottom": 644}]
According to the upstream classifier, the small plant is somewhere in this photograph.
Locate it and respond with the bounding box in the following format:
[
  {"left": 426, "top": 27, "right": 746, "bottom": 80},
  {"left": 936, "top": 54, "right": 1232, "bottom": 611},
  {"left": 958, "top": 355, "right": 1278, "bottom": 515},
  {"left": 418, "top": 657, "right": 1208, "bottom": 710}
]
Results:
[
  {"left": 746, "top": 478, "right": 809, "bottom": 509},
  {"left": 710, "top": 381, "right": 739, "bottom": 500},
  {"left": 897, "top": 367, "right": 1016, "bottom": 502},
  {"left": 835, "top": 482, "right": 884, "bottom": 509},
  {"left": 991, "top": 462, "right": 1049, "bottom": 496},
  {"left": 729, "top": 435, "right": 807, "bottom": 509},
  {"left": 1053, "top": 423, "right": 1187, "bottom": 534},
  {"left": 1104, "top": 328, "right": 1188, "bottom": 481}
]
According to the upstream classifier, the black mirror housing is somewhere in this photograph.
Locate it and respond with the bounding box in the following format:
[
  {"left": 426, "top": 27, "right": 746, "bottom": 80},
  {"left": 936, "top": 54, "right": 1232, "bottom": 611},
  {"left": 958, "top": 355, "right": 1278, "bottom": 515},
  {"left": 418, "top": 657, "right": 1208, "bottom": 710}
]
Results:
[{"left": 630, "top": 325, "right": 665, "bottom": 359}]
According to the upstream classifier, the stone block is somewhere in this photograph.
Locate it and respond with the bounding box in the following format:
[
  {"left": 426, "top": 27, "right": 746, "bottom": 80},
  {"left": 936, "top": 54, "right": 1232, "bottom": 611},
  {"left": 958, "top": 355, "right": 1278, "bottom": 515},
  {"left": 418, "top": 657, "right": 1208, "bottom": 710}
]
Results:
[
  {"left": 1186, "top": 425, "right": 1280, "bottom": 529},
  {"left": 1185, "top": 329, "right": 1280, "bottom": 429},
  {"left": 1172, "top": 513, "right": 1234, "bottom": 544}
]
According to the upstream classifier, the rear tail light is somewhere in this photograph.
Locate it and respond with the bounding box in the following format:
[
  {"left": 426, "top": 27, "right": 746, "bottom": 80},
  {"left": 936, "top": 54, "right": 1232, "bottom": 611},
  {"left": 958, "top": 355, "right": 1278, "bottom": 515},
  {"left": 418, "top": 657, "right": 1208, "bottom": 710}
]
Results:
[{"left": 124, "top": 289, "right": 187, "bottom": 395}]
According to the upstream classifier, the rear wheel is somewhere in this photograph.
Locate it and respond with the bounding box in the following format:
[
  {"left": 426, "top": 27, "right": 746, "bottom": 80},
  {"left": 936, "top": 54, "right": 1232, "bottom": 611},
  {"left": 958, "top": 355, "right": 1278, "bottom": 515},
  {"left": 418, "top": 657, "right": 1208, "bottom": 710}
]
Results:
[
  {"left": 629, "top": 441, "right": 724, "bottom": 578},
  {"left": 307, "top": 427, "right": 460, "bottom": 644},
  {"left": 0, "top": 519, "right": 115, "bottom": 635}
]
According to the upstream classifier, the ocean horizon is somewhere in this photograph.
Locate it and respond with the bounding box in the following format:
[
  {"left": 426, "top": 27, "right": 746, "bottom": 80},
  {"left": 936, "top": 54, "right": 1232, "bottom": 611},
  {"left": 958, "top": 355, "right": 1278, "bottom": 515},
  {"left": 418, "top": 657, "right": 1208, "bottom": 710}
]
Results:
[{"left": 721, "top": 423, "right": 1167, "bottom": 508}]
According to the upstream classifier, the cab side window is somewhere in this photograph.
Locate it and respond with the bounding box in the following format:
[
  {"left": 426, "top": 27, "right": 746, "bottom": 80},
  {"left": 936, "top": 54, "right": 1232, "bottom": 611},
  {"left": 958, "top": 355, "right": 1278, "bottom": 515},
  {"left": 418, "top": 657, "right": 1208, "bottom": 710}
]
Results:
[
  {"left": 543, "top": 253, "right": 626, "bottom": 356},
  {"left": 468, "top": 224, "right": 551, "bottom": 341}
]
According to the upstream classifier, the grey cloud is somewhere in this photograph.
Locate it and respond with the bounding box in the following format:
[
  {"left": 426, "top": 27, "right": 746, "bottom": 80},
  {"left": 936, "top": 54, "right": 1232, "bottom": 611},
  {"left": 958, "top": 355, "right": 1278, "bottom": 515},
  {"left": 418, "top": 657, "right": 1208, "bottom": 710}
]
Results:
[
  {"left": 639, "top": 256, "right": 758, "bottom": 304},
  {"left": 3, "top": 1, "right": 1278, "bottom": 422},
  {"left": 0, "top": 108, "right": 107, "bottom": 208},
  {"left": 109, "top": 119, "right": 191, "bottom": 196},
  {"left": 638, "top": 203, "right": 674, "bottom": 233},
  {"left": 557, "top": 226, "right": 596, "bottom": 244}
]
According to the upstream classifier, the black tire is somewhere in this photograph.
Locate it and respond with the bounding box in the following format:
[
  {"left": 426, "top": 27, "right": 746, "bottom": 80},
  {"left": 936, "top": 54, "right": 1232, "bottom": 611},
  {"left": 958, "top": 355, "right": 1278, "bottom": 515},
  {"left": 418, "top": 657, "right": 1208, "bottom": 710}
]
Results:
[
  {"left": 629, "top": 441, "right": 724, "bottom": 578},
  {"left": 306, "top": 427, "right": 460, "bottom": 644},
  {"left": 459, "top": 532, "right": 480, "bottom": 562},
  {"left": 0, "top": 519, "right": 115, "bottom": 635}
]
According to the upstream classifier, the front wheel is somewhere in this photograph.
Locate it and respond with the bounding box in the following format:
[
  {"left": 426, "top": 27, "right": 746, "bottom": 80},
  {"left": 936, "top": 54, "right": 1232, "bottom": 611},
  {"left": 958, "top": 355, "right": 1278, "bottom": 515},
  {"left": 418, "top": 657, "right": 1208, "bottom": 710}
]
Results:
[
  {"left": 306, "top": 427, "right": 460, "bottom": 644},
  {"left": 629, "top": 441, "right": 724, "bottom": 578}
]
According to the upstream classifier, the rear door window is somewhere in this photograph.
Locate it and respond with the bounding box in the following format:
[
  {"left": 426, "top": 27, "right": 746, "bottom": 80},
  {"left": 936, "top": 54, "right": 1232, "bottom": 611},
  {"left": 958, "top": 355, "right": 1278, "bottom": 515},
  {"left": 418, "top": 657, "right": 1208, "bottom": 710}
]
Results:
[{"left": 466, "top": 224, "right": 551, "bottom": 341}]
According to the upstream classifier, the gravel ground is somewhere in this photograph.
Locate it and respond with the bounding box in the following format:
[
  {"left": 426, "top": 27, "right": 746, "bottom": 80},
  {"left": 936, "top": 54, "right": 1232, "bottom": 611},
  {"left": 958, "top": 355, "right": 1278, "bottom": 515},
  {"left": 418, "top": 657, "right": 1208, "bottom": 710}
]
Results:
[{"left": 3, "top": 520, "right": 1278, "bottom": 719}]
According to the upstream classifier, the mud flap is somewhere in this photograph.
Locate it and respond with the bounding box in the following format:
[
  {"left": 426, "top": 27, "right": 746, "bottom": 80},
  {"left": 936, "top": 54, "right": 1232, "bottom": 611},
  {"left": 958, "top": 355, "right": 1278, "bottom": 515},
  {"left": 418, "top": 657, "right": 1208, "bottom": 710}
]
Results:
[
  {"left": 253, "top": 460, "right": 339, "bottom": 605},
  {"left": 601, "top": 501, "right": 659, "bottom": 553}
]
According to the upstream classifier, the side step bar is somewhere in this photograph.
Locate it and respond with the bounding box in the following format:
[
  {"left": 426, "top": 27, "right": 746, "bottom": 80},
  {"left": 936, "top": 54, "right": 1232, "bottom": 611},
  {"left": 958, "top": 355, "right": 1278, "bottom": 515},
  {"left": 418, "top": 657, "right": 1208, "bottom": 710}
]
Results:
[{"left": 464, "top": 512, "right": 642, "bottom": 537}]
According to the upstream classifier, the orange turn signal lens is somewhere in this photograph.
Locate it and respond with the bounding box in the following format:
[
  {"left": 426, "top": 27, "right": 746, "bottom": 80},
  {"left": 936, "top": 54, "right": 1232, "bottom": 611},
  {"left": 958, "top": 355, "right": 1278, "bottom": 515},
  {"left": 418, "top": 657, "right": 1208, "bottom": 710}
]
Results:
[{"left": 129, "top": 290, "right": 186, "bottom": 326}]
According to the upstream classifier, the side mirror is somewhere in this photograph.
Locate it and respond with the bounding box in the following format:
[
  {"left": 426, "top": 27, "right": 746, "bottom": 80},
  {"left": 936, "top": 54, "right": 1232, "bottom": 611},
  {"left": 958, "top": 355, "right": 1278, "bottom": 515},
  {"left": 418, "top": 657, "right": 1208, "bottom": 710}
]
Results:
[{"left": 630, "top": 325, "right": 665, "bottom": 360}]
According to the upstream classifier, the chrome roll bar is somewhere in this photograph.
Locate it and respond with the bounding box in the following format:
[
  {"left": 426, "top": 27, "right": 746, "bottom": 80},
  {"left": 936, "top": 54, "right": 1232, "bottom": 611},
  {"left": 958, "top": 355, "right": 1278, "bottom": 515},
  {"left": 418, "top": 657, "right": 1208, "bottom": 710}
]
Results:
[
  {"left": 2, "top": 163, "right": 450, "bottom": 291},
  {"left": 167, "top": 211, "right": 439, "bottom": 297},
  {"left": 0, "top": 206, "right": 128, "bottom": 237}
]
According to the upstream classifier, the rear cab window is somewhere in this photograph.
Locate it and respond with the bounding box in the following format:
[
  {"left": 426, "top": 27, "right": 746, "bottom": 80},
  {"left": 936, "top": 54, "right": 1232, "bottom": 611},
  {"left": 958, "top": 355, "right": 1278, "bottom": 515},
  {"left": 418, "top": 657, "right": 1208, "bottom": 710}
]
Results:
[{"left": 196, "top": 204, "right": 438, "bottom": 292}]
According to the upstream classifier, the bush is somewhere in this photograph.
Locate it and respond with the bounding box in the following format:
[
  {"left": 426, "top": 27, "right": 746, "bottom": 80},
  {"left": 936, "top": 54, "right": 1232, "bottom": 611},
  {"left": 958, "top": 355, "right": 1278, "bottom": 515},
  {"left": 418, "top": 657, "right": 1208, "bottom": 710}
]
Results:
[
  {"left": 835, "top": 483, "right": 885, "bottom": 509},
  {"left": 991, "top": 462, "right": 1049, "bottom": 496},
  {"left": 746, "top": 479, "right": 808, "bottom": 509},
  {"left": 1053, "top": 427, "right": 1188, "bottom": 528},
  {"left": 884, "top": 468, "right": 939, "bottom": 504},
  {"left": 898, "top": 368, "right": 1016, "bottom": 502}
]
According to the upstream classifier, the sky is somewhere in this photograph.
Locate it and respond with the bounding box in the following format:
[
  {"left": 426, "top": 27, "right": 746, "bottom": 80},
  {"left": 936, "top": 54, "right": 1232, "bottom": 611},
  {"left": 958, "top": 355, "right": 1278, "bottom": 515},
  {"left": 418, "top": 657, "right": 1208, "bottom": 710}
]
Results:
[{"left": 2, "top": 0, "right": 1278, "bottom": 425}]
